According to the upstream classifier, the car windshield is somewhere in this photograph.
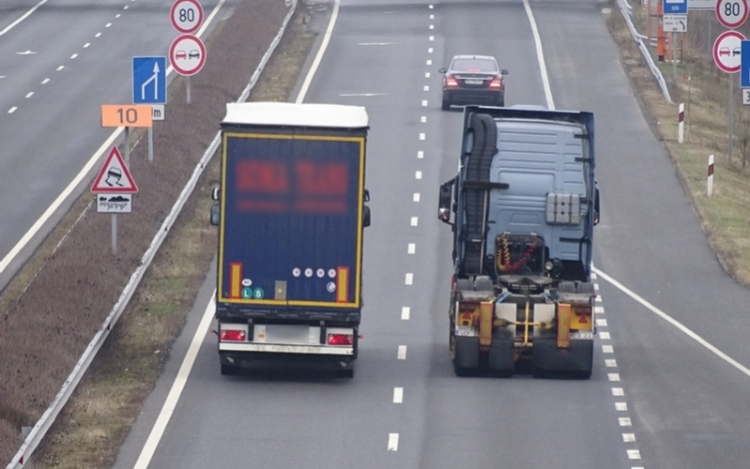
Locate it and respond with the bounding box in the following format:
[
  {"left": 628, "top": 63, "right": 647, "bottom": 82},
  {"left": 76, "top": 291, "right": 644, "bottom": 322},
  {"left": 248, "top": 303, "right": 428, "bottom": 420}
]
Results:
[{"left": 451, "top": 58, "right": 498, "bottom": 73}]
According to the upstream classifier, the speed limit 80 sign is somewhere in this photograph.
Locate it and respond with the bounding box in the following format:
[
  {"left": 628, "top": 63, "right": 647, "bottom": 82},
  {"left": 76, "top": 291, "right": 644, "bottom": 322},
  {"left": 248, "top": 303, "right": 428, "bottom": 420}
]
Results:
[
  {"left": 716, "top": 0, "right": 748, "bottom": 28},
  {"left": 171, "top": 0, "right": 204, "bottom": 34}
]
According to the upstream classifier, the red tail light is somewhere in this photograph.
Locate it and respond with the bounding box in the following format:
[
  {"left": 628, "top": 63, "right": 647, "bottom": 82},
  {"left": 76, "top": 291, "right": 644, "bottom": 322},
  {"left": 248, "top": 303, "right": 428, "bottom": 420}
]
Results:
[
  {"left": 445, "top": 75, "right": 459, "bottom": 87},
  {"left": 489, "top": 78, "right": 503, "bottom": 89},
  {"left": 220, "top": 330, "right": 246, "bottom": 341},
  {"left": 327, "top": 333, "right": 354, "bottom": 346}
]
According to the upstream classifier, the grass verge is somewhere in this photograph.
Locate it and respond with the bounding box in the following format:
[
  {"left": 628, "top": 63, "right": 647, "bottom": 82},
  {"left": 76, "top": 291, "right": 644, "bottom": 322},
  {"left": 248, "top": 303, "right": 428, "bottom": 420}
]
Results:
[{"left": 607, "top": 2, "right": 750, "bottom": 285}]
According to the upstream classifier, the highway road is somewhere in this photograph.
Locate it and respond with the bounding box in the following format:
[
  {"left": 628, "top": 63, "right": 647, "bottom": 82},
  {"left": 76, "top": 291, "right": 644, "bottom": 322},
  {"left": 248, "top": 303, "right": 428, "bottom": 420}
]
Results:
[
  {"left": 0, "top": 0, "right": 231, "bottom": 288},
  {"left": 109, "top": 0, "right": 750, "bottom": 468}
]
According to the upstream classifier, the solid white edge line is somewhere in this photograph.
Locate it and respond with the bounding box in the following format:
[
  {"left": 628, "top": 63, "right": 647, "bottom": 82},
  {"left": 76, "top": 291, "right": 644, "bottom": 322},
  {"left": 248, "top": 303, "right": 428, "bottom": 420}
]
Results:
[
  {"left": 594, "top": 267, "right": 750, "bottom": 379},
  {"left": 0, "top": 0, "right": 226, "bottom": 277},
  {"left": 295, "top": 0, "right": 339, "bottom": 103},
  {"left": 0, "top": 0, "right": 49, "bottom": 36},
  {"left": 132, "top": 295, "right": 216, "bottom": 469},
  {"left": 522, "top": 0, "right": 555, "bottom": 110}
]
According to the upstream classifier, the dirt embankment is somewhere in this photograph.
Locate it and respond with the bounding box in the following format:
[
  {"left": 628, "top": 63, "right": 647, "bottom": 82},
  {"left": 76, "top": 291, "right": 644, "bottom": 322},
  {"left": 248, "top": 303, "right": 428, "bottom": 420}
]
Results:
[{"left": 0, "top": 0, "right": 290, "bottom": 463}]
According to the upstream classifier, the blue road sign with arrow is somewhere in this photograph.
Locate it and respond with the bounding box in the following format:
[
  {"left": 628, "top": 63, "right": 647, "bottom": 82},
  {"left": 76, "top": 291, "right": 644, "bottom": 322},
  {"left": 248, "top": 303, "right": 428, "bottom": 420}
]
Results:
[
  {"left": 664, "top": 0, "right": 688, "bottom": 13},
  {"left": 133, "top": 56, "right": 167, "bottom": 104}
]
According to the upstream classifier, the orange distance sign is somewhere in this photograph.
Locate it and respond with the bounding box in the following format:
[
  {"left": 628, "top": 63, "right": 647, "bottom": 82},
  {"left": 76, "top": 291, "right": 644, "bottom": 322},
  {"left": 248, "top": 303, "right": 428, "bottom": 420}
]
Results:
[{"left": 101, "top": 104, "right": 153, "bottom": 128}]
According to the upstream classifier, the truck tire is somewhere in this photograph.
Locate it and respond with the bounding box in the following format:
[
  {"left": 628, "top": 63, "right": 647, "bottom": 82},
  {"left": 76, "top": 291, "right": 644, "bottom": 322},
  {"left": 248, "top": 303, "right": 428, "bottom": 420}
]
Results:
[
  {"left": 337, "top": 368, "right": 354, "bottom": 379},
  {"left": 463, "top": 113, "right": 497, "bottom": 274}
]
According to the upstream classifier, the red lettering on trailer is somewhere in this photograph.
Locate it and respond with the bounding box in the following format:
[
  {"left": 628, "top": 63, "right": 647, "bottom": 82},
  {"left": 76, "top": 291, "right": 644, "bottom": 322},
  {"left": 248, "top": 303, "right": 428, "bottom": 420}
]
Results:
[
  {"left": 296, "top": 161, "right": 348, "bottom": 196},
  {"left": 236, "top": 160, "right": 289, "bottom": 194}
]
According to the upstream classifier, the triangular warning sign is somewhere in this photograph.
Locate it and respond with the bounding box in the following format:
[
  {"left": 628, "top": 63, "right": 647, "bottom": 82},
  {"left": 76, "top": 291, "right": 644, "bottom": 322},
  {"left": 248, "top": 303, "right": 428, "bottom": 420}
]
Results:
[
  {"left": 578, "top": 314, "right": 588, "bottom": 324},
  {"left": 91, "top": 147, "right": 138, "bottom": 194}
]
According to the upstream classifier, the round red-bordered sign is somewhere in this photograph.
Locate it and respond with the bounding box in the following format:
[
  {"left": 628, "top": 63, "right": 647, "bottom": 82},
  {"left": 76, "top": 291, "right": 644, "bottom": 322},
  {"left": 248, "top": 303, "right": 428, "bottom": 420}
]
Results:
[
  {"left": 170, "top": 0, "right": 204, "bottom": 34},
  {"left": 169, "top": 34, "right": 207, "bottom": 76},
  {"left": 716, "top": 0, "right": 748, "bottom": 29},
  {"left": 713, "top": 30, "right": 746, "bottom": 73}
]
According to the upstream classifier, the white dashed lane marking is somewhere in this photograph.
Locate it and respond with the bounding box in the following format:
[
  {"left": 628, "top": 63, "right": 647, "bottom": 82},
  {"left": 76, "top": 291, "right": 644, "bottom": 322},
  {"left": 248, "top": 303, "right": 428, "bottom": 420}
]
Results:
[
  {"left": 419, "top": 133, "right": 425, "bottom": 140},
  {"left": 619, "top": 417, "right": 632, "bottom": 427},
  {"left": 608, "top": 373, "right": 621, "bottom": 382},
  {"left": 623, "top": 433, "right": 636, "bottom": 442},
  {"left": 421, "top": 100, "right": 427, "bottom": 107},
  {"left": 56, "top": 65, "right": 64, "bottom": 71},
  {"left": 612, "top": 387, "right": 625, "bottom": 396},
  {"left": 25, "top": 92, "right": 33, "bottom": 98},
  {"left": 596, "top": 318, "right": 607, "bottom": 327},
  {"left": 605, "top": 359, "right": 617, "bottom": 367},
  {"left": 70, "top": 53, "right": 78, "bottom": 59},
  {"left": 602, "top": 345, "right": 614, "bottom": 354},
  {"left": 405, "top": 273, "right": 413, "bottom": 285},
  {"left": 599, "top": 331, "right": 611, "bottom": 339},
  {"left": 95, "top": 32, "right": 102, "bottom": 37},
  {"left": 401, "top": 307, "right": 410, "bottom": 320},
  {"left": 393, "top": 387, "right": 403, "bottom": 404},
  {"left": 408, "top": 243, "right": 415, "bottom": 254},
  {"left": 397, "top": 345, "right": 407, "bottom": 360},
  {"left": 410, "top": 216, "right": 418, "bottom": 226},
  {"left": 413, "top": 193, "right": 420, "bottom": 202},
  {"left": 417, "top": 151, "right": 424, "bottom": 159},
  {"left": 41, "top": 78, "right": 49, "bottom": 84},
  {"left": 8, "top": 107, "right": 17, "bottom": 114},
  {"left": 387, "top": 433, "right": 399, "bottom": 451},
  {"left": 421, "top": 116, "right": 426, "bottom": 123},
  {"left": 615, "top": 402, "right": 628, "bottom": 411}
]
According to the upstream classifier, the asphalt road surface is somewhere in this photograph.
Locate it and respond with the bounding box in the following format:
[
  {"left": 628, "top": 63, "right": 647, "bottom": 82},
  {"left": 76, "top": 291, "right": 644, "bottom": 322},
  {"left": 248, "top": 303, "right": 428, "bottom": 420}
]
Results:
[
  {"left": 111, "top": 0, "right": 750, "bottom": 468},
  {"left": 0, "top": 0, "right": 231, "bottom": 288}
]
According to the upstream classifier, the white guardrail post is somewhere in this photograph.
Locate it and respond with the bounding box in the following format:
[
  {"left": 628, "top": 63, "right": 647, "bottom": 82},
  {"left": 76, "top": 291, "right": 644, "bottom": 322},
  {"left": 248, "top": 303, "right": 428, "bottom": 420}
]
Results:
[
  {"left": 5, "top": 1, "right": 298, "bottom": 467},
  {"left": 707, "top": 154, "right": 714, "bottom": 197},
  {"left": 616, "top": 0, "right": 673, "bottom": 104},
  {"left": 678, "top": 103, "right": 684, "bottom": 143}
]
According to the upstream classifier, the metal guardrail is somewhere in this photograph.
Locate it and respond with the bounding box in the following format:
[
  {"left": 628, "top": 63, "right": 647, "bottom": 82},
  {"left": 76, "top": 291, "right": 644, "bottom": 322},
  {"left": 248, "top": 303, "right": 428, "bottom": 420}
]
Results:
[
  {"left": 617, "top": 0, "right": 673, "bottom": 103},
  {"left": 5, "top": 1, "right": 298, "bottom": 467}
]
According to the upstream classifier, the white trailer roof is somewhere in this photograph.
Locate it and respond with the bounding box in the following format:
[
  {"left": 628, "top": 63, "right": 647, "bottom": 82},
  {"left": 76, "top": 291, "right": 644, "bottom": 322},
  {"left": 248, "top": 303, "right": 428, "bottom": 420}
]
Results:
[{"left": 223, "top": 102, "right": 369, "bottom": 129}]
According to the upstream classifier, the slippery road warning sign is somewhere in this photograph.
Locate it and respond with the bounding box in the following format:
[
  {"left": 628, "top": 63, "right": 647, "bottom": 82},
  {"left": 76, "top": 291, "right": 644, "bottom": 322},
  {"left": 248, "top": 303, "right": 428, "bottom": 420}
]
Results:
[{"left": 91, "top": 147, "right": 139, "bottom": 193}]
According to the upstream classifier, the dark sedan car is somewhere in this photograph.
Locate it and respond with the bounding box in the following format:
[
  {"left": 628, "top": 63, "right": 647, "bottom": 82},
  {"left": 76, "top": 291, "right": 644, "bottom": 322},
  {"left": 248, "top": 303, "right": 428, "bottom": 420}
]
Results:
[{"left": 439, "top": 55, "right": 508, "bottom": 110}]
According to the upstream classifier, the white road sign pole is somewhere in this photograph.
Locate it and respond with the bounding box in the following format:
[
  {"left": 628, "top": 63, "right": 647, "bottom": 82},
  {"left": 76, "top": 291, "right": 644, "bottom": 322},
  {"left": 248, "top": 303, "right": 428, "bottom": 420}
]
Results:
[
  {"left": 150, "top": 128, "right": 157, "bottom": 167},
  {"left": 187, "top": 76, "right": 191, "bottom": 104},
  {"left": 728, "top": 78, "right": 734, "bottom": 162},
  {"left": 112, "top": 214, "right": 118, "bottom": 253},
  {"left": 124, "top": 127, "right": 130, "bottom": 166}
]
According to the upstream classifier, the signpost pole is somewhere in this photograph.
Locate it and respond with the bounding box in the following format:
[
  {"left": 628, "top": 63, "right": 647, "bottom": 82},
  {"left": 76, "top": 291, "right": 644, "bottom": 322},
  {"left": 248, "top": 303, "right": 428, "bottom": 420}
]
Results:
[
  {"left": 148, "top": 126, "right": 154, "bottom": 162},
  {"left": 187, "top": 76, "right": 192, "bottom": 104},
  {"left": 112, "top": 214, "right": 118, "bottom": 254},
  {"left": 728, "top": 77, "right": 735, "bottom": 162},
  {"left": 124, "top": 127, "right": 130, "bottom": 166},
  {"left": 672, "top": 31, "right": 678, "bottom": 82}
]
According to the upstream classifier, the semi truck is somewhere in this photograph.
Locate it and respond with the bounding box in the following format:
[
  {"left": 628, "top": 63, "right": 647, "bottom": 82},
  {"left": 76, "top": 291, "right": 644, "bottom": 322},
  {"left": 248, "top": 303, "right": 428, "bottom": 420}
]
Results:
[
  {"left": 209, "top": 102, "right": 370, "bottom": 378},
  {"left": 437, "top": 105, "right": 599, "bottom": 378}
]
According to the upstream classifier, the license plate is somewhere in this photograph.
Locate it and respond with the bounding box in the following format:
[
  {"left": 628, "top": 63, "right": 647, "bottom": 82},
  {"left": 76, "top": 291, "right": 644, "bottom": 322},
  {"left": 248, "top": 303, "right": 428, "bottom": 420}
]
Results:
[
  {"left": 266, "top": 325, "right": 310, "bottom": 344},
  {"left": 455, "top": 326, "right": 475, "bottom": 337},
  {"left": 465, "top": 79, "right": 483, "bottom": 85},
  {"left": 569, "top": 331, "right": 594, "bottom": 340}
]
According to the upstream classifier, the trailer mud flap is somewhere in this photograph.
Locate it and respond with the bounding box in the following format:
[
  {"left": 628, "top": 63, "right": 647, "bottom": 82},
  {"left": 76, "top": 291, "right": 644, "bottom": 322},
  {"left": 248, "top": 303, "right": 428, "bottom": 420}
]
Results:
[
  {"left": 532, "top": 338, "right": 593, "bottom": 379},
  {"left": 487, "top": 339, "right": 514, "bottom": 376},
  {"left": 454, "top": 336, "right": 480, "bottom": 375}
]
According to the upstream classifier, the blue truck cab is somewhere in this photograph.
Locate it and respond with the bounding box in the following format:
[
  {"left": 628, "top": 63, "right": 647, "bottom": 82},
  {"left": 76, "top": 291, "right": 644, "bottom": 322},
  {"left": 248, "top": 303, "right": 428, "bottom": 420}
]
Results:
[
  {"left": 210, "top": 102, "right": 370, "bottom": 377},
  {"left": 438, "top": 105, "right": 599, "bottom": 378}
]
